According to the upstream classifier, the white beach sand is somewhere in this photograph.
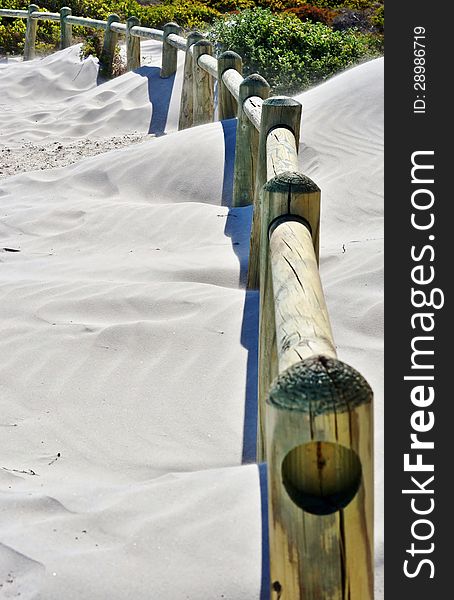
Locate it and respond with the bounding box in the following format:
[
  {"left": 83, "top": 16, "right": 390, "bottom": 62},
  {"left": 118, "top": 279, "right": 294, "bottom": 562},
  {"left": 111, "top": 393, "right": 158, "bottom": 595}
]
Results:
[{"left": 0, "top": 41, "right": 383, "bottom": 599}]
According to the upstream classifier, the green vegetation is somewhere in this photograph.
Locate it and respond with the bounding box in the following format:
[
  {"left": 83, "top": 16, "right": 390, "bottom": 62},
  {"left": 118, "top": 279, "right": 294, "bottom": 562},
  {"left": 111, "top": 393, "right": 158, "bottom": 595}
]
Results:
[
  {"left": 0, "top": 0, "right": 383, "bottom": 92},
  {"left": 208, "top": 8, "right": 378, "bottom": 93}
]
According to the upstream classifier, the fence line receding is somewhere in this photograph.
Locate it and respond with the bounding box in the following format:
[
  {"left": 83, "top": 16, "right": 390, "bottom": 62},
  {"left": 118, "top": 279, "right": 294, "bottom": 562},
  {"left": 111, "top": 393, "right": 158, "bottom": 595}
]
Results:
[{"left": 0, "top": 6, "right": 374, "bottom": 599}]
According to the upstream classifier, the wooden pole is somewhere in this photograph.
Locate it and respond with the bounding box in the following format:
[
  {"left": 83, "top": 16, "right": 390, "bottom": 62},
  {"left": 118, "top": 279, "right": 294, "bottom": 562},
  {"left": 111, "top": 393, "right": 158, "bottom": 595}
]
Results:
[
  {"left": 161, "top": 22, "right": 182, "bottom": 78},
  {"left": 23, "top": 4, "right": 39, "bottom": 61},
  {"left": 192, "top": 39, "right": 215, "bottom": 126},
  {"left": 248, "top": 97, "right": 302, "bottom": 289},
  {"left": 232, "top": 74, "right": 270, "bottom": 208},
  {"left": 217, "top": 51, "right": 242, "bottom": 121},
  {"left": 60, "top": 7, "right": 72, "bottom": 50},
  {"left": 266, "top": 355, "right": 373, "bottom": 600},
  {"left": 178, "top": 31, "right": 204, "bottom": 130},
  {"left": 257, "top": 172, "right": 320, "bottom": 463},
  {"left": 99, "top": 14, "right": 119, "bottom": 78},
  {"left": 126, "top": 16, "right": 141, "bottom": 71}
]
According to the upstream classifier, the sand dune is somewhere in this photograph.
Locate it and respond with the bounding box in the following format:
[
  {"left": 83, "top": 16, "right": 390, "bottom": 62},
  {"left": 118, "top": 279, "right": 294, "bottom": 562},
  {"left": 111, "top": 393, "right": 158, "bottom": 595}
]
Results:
[{"left": 0, "top": 47, "right": 383, "bottom": 599}]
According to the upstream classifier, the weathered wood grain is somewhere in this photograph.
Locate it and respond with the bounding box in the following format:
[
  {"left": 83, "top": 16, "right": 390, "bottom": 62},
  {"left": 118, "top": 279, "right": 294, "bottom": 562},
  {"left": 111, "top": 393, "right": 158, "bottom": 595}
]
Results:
[
  {"left": 109, "top": 22, "right": 126, "bottom": 34},
  {"left": 232, "top": 74, "right": 270, "bottom": 208},
  {"left": 126, "top": 16, "right": 141, "bottom": 71},
  {"left": 192, "top": 40, "right": 215, "bottom": 126},
  {"left": 59, "top": 7, "right": 72, "bottom": 50},
  {"left": 217, "top": 52, "right": 242, "bottom": 121},
  {"left": 221, "top": 68, "right": 243, "bottom": 105},
  {"left": 248, "top": 97, "right": 302, "bottom": 289},
  {"left": 161, "top": 22, "right": 182, "bottom": 78},
  {"left": 166, "top": 32, "right": 187, "bottom": 51},
  {"left": 257, "top": 172, "right": 320, "bottom": 462},
  {"left": 266, "top": 127, "right": 299, "bottom": 181},
  {"left": 178, "top": 31, "right": 204, "bottom": 130},
  {"left": 197, "top": 52, "right": 218, "bottom": 79},
  {"left": 23, "top": 5, "right": 39, "bottom": 61},
  {"left": 266, "top": 356, "right": 373, "bottom": 600},
  {"left": 130, "top": 26, "right": 163, "bottom": 41},
  {"left": 0, "top": 9, "right": 28, "bottom": 18},
  {"left": 31, "top": 11, "right": 60, "bottom": 21},
  {"left": 65, "top": 16, "right": 107, "bottom": 30},
  {"left": 99, "top": 14, "right": 120, "bottom": 78}
]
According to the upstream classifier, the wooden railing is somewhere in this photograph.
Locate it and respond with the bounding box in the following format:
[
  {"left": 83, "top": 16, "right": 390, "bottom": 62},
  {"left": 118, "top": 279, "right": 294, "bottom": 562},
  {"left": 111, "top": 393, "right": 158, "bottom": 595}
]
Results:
[{"left": 0, "top": 7, "right": 374, "bottom": 598}]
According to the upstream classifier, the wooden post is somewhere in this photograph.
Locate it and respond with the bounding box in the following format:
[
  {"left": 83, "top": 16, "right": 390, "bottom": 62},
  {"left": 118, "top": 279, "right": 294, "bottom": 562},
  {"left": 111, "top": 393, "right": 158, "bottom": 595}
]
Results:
[
  {"left": 257, "top": 172, "right": 320, "bottom": 463},
  {"left": 232, "top": 74, "right": 270, "bottom": 207},
  {"left": 266, "top": 355, "right": 373, "bottom": 600},
  {"left": 99, "top": 14, "right": 119, "bottom": 78},
  {"left": 126, "top": 16, "right": 140, "bottom": 72},
  {"left": 23, "top": 4, "right": 39, "bottom": 61},
  {"left": 178, "top": 31, "right": 203, "bottom": 130},
  {"left": 248, "top": 97, "right": 302, "bottom": 289},
  {"left": 60, "top": 7, "right": 72, "bottom": 50},
  {"left": 192, "top": 39, "right": 214, "bottom": 126},
  {"left": 161, "top": 22, "right": 182, "bottom": 78},
  {"left": 217, "top": 51, "right": 242, "bottom": 121}
]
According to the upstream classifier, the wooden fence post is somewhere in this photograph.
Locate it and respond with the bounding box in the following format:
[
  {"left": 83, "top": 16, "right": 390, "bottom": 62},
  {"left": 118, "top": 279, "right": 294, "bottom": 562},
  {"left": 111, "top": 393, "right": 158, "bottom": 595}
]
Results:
[
  {"left": 161, "top": 22, "right": 182, "bottom": 78},
  {"left": 60, "top": 7, "right": 72, "bottom": 50},
  {"left": 256, "top": 172, "right": 320, "bottom": 463},
  {"left": 126, "top": 16, "right": 140, "bottom": 71},
  {"left": 24, "top": 4, "right": 39, "bottom": 61},
  {"left": 232, "top": 74, "right": 270, "bottom": 208},
  {"left": 247, "top": 97, "right": 302, "bottom": 290},
  {"left": 99, "top": 13, "right": 119, "bottom": 78},
  {"left": 266, "top": 355, "right": 373, "bottom": 600},
  {"left": 178, "top": 31, "right": 204, "bottom": 130},
  {"left": 217, "top": 51, "right": 242, "bottom": 121},
  {"left": 192, "top": 39, "right": 214, "bottom": 126}
]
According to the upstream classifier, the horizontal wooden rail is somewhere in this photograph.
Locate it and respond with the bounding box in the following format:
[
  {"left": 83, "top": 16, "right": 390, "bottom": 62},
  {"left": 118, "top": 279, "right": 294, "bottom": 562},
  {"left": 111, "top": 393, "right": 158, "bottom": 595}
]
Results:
[
  {"left": 31, "top": 11, "right": 60, "bottom": 21},
  {"left": 0, "top": 9, "right": 28, "bottom": 17},
  {"left": 221, "top": 68, "right": 242, "bottom": 103},
  {"left": 197, "top": 52, "right": 218, "bottom": 80},
  {"left": 130, "top": 25, "right": 163, "bottom": 41},
  {"left": 266, "top": 127, "right": 299, "bottom": 180},
  {"left": 166, "top": 32, "right": 187, "bottom": 51},
  {"left": 110, "top": 21, "right": 126, "bottom": 34},
  {"left": 65, "top": 15, "right": 107, "bottom": 30},
  {"left": 243, "top": 96, "right": 263, "bottom": 131},
  {"left": 270, "top": 218, "right": 335, "bottom": 367}
]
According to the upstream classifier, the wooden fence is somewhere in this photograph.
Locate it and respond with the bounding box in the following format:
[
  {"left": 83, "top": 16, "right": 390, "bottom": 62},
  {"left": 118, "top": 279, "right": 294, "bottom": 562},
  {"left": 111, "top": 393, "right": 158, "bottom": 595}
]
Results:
[{"left": 0, "top": 7, "right": 374, "bottom": 599}]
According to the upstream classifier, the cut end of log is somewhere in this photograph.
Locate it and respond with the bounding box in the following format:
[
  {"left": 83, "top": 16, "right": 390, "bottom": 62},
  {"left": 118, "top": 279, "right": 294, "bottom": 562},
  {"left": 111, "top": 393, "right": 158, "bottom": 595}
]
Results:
[
  {"left": 267, "top": 355, "right": 372, "bottom": 414},
  {"left": 163, "top": 22, "right": 180, "bottom": 31},
  {"left": 242, "top": 73, "right": 269, "bottom": 88},
  {"left": 263, "top": 96, "right": 301, "bottom": 108},
  {"left": 219, "top": 50, "right": 241, "bottom": 61},
  {"left": 192, "top": 39, "right": 212, "bottom": 51},
  {"left": 263, "top": 170, "right": 320, "bottom": 194}
]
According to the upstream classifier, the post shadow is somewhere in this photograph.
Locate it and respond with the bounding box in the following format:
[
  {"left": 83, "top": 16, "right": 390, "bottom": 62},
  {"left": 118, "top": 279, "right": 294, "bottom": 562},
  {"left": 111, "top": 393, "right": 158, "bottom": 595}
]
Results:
[
  {"left": 258, "top": 463, "right": 270, "bottom": 600},
  {"left": 220, "top": 118, "right": 259, "bottom": 465},
  {"left": 221, "top": 118, "right": 267, "bottom": 594},
  {"left": 136, "top": 66, "right": 175, "bottom": 136}
]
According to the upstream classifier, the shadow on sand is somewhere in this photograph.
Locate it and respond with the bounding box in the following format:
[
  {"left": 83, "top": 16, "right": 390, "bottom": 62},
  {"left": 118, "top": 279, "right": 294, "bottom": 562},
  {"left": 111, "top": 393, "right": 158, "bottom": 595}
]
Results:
[
  {"left": 220, "top": 118, "right": 269, "bottom": 598},
  {"left": 97, "top": 65, "right": 175, "bottom": 136},
  {"left": 136, "top": 66, "right": 175, "bottom": 136}
]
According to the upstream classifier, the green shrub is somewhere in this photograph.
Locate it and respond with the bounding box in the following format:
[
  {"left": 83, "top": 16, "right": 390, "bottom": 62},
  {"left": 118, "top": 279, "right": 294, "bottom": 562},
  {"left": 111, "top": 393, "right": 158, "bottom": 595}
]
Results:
[
  {"left": 0, "top": 19, "right": 26, "bottom": 54},
  {"left": 0, "top": 0, "right": 221, "bottom": 54},
  {"left": 208, "top": 7, "right": 378, "bottom": 94}
]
